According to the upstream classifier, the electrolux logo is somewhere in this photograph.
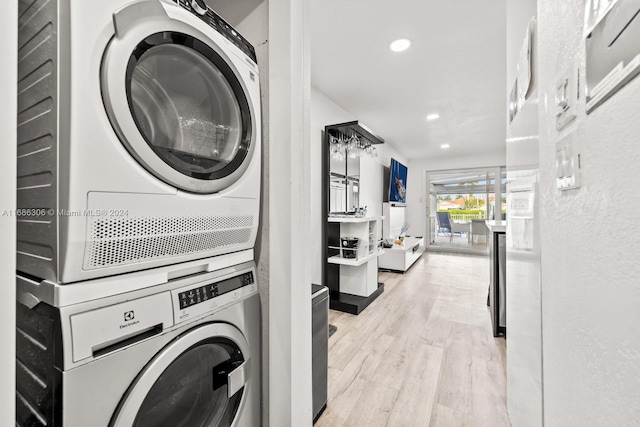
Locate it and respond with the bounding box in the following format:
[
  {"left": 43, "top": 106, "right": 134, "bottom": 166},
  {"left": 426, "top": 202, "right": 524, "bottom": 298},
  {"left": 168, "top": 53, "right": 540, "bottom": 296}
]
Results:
[{"left": 120, "top": 310, "right": 140, "bottom": 329}]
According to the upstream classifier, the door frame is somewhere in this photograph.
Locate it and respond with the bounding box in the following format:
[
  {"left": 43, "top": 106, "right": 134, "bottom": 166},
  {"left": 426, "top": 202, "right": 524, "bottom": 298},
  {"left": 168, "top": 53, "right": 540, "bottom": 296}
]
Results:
[{"left": 423, "top": 166, "right": 503, "bottom": 254}]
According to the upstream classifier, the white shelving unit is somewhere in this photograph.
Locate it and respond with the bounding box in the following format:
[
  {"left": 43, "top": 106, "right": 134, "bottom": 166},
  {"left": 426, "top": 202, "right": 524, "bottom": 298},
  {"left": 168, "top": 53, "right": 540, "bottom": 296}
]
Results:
[
  {"left": 322, "top": 121, "right": 387, "bottom": 315},
  {"left": 327, "top": 216, "right": 383, "bottom": 298}
]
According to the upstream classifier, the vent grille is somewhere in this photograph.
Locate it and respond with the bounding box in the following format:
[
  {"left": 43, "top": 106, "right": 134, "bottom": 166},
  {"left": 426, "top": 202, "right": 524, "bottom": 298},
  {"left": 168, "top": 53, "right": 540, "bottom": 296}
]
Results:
[
  {"left": 16, "top": 299, "right": 60, "bottom": 427},
  {"left": 84, "top": 215, "right": 254, "bottom": 269},
  {"left": 16, "top": 0, "right": 59, "bottom": 282}
]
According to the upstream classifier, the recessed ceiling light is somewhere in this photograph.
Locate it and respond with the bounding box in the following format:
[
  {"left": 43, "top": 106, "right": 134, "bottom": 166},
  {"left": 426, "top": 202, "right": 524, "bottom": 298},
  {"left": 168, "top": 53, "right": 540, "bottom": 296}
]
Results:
[
  {"left": 426, "top": 113, "right": 441, "bottom": 121},
  {"left": 440, "top": 144, "right": 450, "bottom": 149},
  {"left": 389, "top": 38, "right": 412, "bottom": 52}
]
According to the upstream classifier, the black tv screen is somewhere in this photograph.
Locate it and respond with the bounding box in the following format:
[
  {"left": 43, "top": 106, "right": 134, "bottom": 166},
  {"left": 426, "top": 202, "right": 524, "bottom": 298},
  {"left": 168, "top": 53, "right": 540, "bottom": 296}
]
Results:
[{"left": 388, "top": 158, "right": 408, "bottom": 204}]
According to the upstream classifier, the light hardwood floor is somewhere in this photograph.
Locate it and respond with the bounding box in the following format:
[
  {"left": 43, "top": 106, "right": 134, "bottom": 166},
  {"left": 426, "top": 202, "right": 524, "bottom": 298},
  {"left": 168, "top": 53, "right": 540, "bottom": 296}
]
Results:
[{"left": 315, "top": 252, "right": 510, "bottom": 427}]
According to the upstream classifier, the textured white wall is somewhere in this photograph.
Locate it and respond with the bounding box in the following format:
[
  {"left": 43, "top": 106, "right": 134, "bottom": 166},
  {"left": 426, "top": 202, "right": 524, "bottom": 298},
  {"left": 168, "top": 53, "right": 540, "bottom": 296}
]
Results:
[
  {"left": 0, "top": 0, "right": 17, "bottom": 424},
  {"left": 407, "top": 150, "right": 506, "bottom": 241},
  {"left": 538, "top": 1, "right": 640, "bottom": 425}
]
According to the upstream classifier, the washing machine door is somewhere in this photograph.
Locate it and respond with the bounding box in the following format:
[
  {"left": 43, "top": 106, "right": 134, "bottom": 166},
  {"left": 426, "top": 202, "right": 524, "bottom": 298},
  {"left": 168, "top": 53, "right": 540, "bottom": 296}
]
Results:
[
  {"left": 111, "top": 323, "right": 251, "bottom": 427},
  {"left": 102, "top": 1, "right": 257, "bottom": 194}
]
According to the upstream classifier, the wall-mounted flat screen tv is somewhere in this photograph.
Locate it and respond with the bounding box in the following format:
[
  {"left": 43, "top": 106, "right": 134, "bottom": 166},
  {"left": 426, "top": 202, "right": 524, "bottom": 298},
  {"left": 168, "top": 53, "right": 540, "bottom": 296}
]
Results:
[{"left": 388, "top": 158, "right": 408, "bottom": 204}]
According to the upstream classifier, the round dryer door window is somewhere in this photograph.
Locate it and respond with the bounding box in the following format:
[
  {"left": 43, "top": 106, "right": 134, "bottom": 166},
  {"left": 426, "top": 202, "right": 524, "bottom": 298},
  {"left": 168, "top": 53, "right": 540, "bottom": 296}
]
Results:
[
  {"left": 128, "top": 34, "right": 250, "bottom": 182},
  {"left": 102, "top": 27, "right": 257, "bottom": 194},
  {"left": 111, "top": 324, "right": 251, "bottom": 427}
]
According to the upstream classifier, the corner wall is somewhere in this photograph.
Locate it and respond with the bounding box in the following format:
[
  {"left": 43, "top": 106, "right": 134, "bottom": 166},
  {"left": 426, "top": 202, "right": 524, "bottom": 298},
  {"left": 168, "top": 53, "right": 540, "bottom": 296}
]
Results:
[
  {"left": 505, "top": 1, "right": 542, "bottom": 425},
  {"left": 538, "top": 1, "right": 640, "bottom": 425},
  {"left": 267, "top": 0, "right": 313, "bottom": 424}
]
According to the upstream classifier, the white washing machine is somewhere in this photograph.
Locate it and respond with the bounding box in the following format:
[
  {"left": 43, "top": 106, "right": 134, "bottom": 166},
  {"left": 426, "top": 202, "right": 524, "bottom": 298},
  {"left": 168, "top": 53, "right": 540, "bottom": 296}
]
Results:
[
  {"left": 17, "top": 0, "right": 261, "bottom": 283},
  {"left": 16, "top": 255, "right": 261, "bottom": 427}
]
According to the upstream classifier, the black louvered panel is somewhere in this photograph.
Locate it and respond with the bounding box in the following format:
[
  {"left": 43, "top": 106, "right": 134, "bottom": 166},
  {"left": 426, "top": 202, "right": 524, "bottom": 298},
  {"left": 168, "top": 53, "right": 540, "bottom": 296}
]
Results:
[
  {"left": 16, "top": 301, "right": 62, "bottom": 427},
  {"left": 16, "top": 0, "right": 58, "bottom": 280}
]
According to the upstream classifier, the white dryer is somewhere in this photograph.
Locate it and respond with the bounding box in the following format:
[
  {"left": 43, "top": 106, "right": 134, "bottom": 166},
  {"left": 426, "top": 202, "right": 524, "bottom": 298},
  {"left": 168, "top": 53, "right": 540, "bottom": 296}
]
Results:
[
  {"left": 17, "top": 0, "right": 261, "bottom": 283},
  {"left": 16, "top": 256, "right": 261, "bottom": 427}
]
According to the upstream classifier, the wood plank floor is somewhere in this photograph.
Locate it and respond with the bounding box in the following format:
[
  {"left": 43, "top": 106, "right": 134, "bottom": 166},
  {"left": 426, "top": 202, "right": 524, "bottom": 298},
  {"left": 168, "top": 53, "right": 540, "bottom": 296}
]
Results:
[{"left": 315, "top": 252, "right": 510, "bottom": 427}]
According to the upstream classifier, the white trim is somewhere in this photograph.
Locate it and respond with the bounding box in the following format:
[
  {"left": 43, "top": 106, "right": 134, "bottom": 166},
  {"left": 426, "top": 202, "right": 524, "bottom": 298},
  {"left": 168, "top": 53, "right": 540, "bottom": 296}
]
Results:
[{"left": 0, "top": 0, "right": 17, "bottom": 422}]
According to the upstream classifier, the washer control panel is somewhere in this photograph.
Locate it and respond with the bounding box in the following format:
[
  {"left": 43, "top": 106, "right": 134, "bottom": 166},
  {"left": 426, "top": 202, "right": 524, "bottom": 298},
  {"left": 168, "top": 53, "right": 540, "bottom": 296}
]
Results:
[
  {"left": 172, "top": 270, "right": 257, "bottom": 324},
  {"left": 172, "top": 0, "right": 257, "bottom": 63}
]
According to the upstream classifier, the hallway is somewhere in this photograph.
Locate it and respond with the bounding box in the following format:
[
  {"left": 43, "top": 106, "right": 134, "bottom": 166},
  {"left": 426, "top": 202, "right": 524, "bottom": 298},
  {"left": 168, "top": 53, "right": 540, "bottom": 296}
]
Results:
[{"left": 316, "top": 252, "right": 510, "bottom": 426}]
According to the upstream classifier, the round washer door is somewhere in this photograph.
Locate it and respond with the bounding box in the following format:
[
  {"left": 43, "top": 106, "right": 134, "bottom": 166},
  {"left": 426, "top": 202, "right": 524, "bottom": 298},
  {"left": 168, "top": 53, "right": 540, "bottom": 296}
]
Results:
[
  {"left": 102, "top": 2, "right": 257, "bottom": 194},
  {"left": 111, "top": 323, "right": 251, "bottom": 427}
]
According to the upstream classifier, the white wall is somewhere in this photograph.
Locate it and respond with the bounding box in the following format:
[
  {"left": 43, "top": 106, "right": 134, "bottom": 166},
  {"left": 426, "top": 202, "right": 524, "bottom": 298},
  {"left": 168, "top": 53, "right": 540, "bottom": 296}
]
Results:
[
  {"left": 407, "top": 150, "right": 506, "bottom": 240},
  {"left": 267, "top": 0, "right": 313, "bottom": 425},
  {"left": 538, "top": 1, "right": 640, "bottom": 425},
  {"left": 310, "top": 87, "right": 405, "bottom": 285},
  {"left": 310, "top": 87, "right": 354, "bottom": 285},
  {"left": 505, "top": 1, "right": 542, "bottom": 426},
  {"left": 0, "top": 1, "right": 17, "bottom": 424}
]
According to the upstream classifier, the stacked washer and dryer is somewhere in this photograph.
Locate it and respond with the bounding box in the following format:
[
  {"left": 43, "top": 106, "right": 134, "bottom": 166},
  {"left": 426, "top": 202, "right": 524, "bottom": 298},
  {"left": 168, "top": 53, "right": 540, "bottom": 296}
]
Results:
[{"left": 16, "top": 0, "right": 261, "bottom": 426}]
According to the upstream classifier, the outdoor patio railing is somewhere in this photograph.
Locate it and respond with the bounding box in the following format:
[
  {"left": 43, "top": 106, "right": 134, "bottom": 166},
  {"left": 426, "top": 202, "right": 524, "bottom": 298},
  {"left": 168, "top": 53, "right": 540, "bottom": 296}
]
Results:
[{"left": 448, "top": 213, "right": 486, "bottom": 222}]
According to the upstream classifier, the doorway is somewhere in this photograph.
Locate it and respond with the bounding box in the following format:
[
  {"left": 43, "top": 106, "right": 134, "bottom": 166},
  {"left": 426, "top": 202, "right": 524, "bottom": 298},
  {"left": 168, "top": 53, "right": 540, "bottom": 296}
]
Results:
[{"left": 425, "top": 167, "right": 505, "bottom": 254}]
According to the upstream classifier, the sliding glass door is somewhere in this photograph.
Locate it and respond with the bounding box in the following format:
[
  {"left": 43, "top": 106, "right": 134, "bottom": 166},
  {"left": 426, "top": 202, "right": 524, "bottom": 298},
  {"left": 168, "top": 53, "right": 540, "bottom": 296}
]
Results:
[{"left": 425, "top": 167, "right": 505, "bottom": 254}]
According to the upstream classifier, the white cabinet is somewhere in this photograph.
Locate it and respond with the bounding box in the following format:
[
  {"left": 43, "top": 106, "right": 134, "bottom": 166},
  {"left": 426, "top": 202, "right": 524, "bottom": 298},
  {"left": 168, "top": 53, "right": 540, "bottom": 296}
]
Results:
[
  {"left": 326, "top": 216, "right": 384, "bottom": 314},
  {"left": 379, "top": 236, "right": 424, "bottom": 272},
  {"left": 380, "top": 202, "right": 423, "bottom": 272}
]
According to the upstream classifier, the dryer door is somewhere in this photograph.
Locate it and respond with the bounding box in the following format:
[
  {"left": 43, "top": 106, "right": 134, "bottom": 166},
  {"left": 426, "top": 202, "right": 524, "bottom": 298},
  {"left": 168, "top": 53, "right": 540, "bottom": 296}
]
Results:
[
  {"left": 102, "top": 1, "right": 257, "bottom": 194},
  {"left": 111, "top": 323, "right": 251, "bottom": 427}
]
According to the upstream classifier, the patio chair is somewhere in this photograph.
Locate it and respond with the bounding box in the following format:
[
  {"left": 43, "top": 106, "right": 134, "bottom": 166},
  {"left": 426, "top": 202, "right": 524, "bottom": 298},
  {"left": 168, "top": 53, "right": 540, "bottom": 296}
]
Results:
[
  {"left": 450, "top": 217, "right": 470, "bottom": 242},
  {"left": 438, "top": 211, "right": 470, "bottom": 242},
  {"left": 436, "top": 212, "right": 451, "bottom": 236}
]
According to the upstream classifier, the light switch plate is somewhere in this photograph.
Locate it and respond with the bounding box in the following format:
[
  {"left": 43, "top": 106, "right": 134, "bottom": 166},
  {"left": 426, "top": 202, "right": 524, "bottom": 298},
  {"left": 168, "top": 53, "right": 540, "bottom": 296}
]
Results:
[
  {"left": 555, "top": 131, "right": 581, "bottom": 190},
  {"left": 555, "top": 60, "right": 579, "bottom": 131}
]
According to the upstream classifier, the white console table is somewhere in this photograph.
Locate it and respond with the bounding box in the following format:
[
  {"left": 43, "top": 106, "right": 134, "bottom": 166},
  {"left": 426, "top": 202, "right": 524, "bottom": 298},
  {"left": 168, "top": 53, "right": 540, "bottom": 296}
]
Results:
[{"left": 379, "top": 236, "right": 424, "bottom": 272}]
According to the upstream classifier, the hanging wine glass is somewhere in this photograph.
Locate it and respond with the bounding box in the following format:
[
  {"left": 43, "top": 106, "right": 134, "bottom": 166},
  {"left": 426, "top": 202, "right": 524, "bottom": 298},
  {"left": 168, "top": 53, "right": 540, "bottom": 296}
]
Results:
[{"left": 338, "top": 134, "right": 347, "bottom": 153}]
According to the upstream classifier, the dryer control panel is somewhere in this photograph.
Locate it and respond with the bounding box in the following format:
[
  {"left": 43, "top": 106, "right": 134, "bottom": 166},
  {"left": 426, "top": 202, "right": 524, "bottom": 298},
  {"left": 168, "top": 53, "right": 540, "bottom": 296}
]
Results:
[
  {"left": 172, "top": 0, "right": 258, "bottom": 63},
  {"left": 172, "top": 270, "right": 257, "bottom": 324}
]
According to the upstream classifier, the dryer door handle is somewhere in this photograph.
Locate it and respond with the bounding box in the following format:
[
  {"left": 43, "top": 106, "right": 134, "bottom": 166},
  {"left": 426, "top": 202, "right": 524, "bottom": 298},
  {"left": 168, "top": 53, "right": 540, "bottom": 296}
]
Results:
[
  {"left": 227, "top": 359, "right": 249, "bottom": 398},
  {"left": 112, "top": 1, "right": 168, "bottom": 38},
  {"left": 211, "top": 359, "right": 249, "bottom": 397}
]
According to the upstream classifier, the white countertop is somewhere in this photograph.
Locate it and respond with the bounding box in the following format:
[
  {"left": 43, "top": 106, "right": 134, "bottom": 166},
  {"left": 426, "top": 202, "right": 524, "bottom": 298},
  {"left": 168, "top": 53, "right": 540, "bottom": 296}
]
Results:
[{"left": 485, "top": 220, "right": 507, "bottom": 232}]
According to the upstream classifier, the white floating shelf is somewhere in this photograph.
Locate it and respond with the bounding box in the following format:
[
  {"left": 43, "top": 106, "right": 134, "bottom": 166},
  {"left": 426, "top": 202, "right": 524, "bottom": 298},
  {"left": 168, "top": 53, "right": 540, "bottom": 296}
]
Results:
[
  {"left": 327, "top": 250, "right": 384, "bottom": 266},
  {"left": 327, "top": 216, "right": 381, "bottom": 223}
]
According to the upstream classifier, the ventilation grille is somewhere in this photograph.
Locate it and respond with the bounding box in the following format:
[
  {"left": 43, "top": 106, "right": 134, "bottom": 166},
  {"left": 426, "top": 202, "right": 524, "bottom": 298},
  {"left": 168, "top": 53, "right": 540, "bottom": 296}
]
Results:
[
  {"left": 16, "top": 300, "right": 60, "bottom": 427},
  {"left": 17, "top": 0, "right": 59, "bottom": 282},
  {"left": 84, "top": 215, "right": 254, "bottom": 269}
]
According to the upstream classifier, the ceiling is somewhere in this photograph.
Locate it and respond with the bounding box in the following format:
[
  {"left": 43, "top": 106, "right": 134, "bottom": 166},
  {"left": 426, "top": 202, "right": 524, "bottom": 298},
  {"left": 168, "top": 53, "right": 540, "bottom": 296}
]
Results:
[
  {"left": 206, "top": 0, "right": 507, "bottom": 161},
  {"left": 310, "top": 0, "right": 507, "bottom": 160}
]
